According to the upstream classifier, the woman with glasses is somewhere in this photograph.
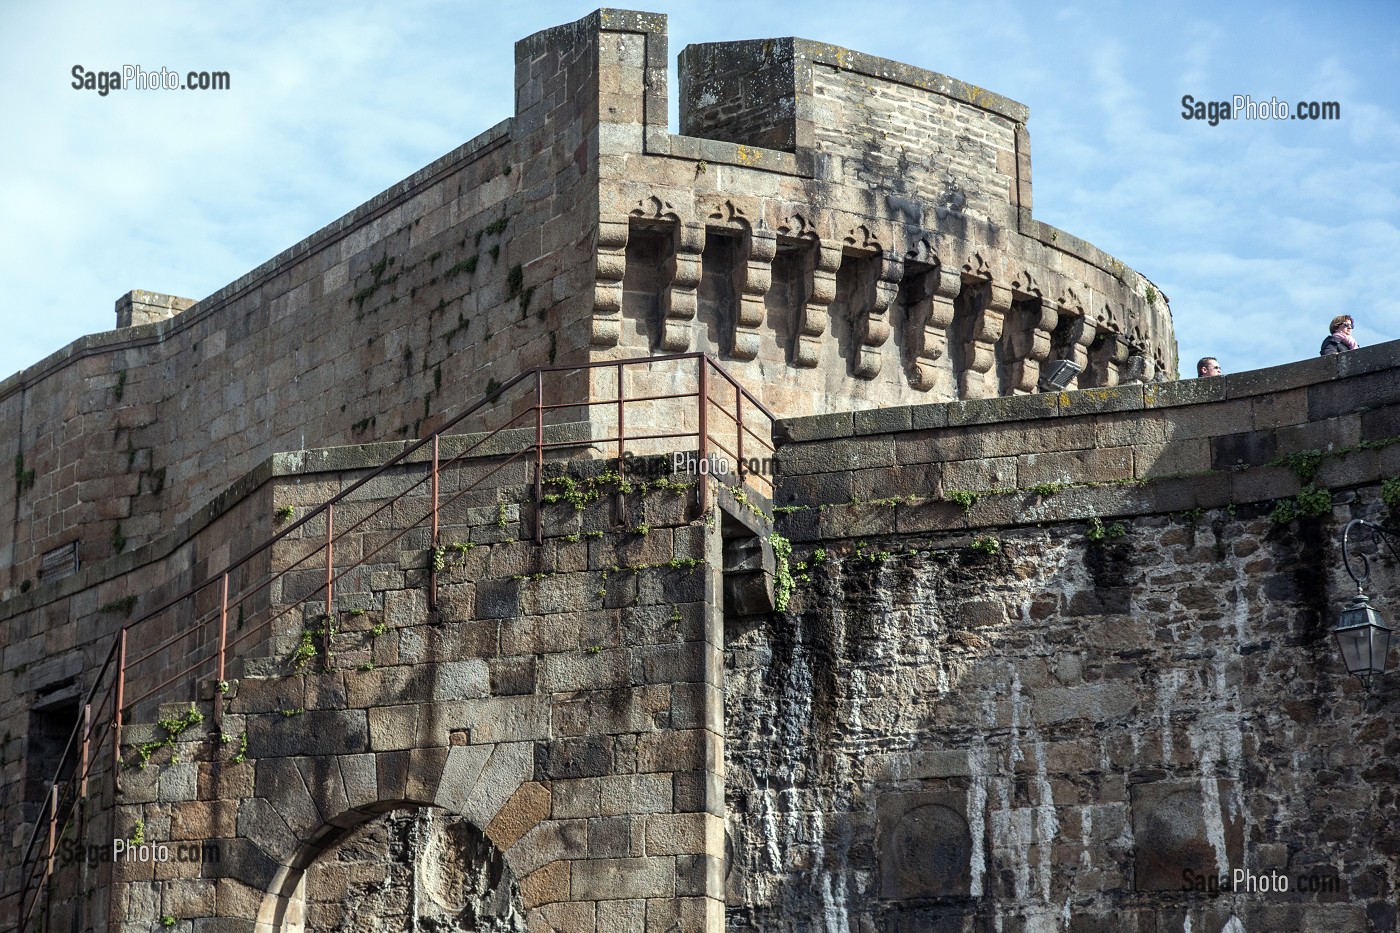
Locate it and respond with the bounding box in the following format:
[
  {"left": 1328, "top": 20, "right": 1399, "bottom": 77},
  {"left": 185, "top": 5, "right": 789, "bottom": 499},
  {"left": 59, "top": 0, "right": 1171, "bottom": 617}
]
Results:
[{"left": 1320, "top": 315, "right": 1358, "bottom": 355}]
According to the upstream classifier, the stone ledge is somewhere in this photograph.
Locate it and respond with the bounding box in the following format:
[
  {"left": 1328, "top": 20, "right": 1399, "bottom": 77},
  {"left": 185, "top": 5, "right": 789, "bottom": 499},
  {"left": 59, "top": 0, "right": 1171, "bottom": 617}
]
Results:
[
  {"left": 774, "top": 340, "right": 1400, "bottom": 445},
  {"left": 775, "top": 458, "right": 1389, "bottom": 541}
]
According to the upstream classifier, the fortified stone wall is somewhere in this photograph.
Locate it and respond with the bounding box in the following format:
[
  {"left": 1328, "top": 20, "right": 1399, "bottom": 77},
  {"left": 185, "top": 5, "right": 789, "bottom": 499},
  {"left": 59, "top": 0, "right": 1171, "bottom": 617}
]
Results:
[
  {"left": 0, "top": 458, "right": 273, "bottom": 826},
  {"left": 727, "top": 498, "right": 1400, "bottom": 932},
  {"left": 3, "top": 446, "right": 731, "bottom": 932},
  {"left": 732, "top": 343, "right": 1400, "bottom": 931},
  {"left": 2, "top": 9, "right": 1176, "bottom": 607},
  {"left": 19, "top": 9, "right": 1349, "bottom": 933},
  {"left": 0, "top": 14, "right": 607, "bottom": 598},
  {"left": 10, "top": 346, "right": 1397, "bottom": 932},
  {"left": 599, "top": 20, "right": 1175, "bottom": 417}
]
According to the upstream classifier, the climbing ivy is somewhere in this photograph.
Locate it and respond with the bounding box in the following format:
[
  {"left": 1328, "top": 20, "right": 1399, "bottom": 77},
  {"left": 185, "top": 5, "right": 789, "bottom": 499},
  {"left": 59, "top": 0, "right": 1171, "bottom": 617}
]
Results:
[
  {"left": 771, "top": 533, "right": 793, "bottom": 612},
  {"left": 1270, "top": 484, "right": 1332, "bottom": 524},
  {"left": 128, "top": 705, "right": 204, "bottom": 770},
  {"left": 1382, "top": 477, "right": 1400, "bottom": 510},
  {"left": 1086, "top": 517, "right": 1126, "bottom": 543}
]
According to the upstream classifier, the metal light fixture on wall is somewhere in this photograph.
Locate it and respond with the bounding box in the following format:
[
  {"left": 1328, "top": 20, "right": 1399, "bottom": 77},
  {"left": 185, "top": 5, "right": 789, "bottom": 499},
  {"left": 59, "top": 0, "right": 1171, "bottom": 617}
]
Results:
[
  {"left": 1336, "top": 519, "right": 1400, "bottom": 687},
  {"left": 1039, "top": 360, "right": 1082, "bottom": 392}
]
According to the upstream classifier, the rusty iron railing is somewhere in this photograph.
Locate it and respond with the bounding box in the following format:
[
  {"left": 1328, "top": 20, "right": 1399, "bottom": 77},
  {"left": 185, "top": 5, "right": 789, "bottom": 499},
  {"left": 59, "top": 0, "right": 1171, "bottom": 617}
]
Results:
[{"left": 9, "top": 352, "right": 774, "bottom": 932}]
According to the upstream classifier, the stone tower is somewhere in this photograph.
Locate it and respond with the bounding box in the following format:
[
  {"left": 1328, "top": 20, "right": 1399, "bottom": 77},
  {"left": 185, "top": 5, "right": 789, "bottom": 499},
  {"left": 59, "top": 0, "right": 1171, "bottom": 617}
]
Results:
[{"left": 5, "top": 10, "right": 1396, "bottom": 933}]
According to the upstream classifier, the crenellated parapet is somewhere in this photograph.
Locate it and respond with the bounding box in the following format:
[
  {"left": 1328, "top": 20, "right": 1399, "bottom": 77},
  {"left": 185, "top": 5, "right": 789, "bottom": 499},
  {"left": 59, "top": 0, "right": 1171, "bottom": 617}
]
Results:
[
  {"left": 592, "top": 191, "right": 1171, "bottom": 410},
  {"left": 579, "top": 11, "right": 1175, "bottom": 416}
]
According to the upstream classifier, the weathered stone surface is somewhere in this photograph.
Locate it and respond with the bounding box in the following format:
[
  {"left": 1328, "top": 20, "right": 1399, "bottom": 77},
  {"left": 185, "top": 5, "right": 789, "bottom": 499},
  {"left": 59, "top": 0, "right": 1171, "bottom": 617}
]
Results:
[
  {"left": 12, "top": 9, "right": 1400, "bottom": 933},
  {"left": 877, "top": 792, "right": 973, "bottom": 898},
  {"left": 571, "top": 856, "right": 676, "bottom": 901},
  {"left": 1131, "top": 780, "right": 1244, "bottom": 892},
  {"left": 246, "top": 709, "right": 369, "bottom": 759},
  {"left": 486, "top": 781, "right": 553, "bottom": 850}
]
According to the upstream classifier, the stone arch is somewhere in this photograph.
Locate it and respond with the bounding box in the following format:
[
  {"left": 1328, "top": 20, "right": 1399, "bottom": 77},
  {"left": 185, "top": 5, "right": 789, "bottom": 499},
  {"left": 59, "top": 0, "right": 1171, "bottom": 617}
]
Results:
[
  {"left": 245, "top": 743, "right": 547, "bottom": 932},
  {"left": 255, "top": 802, "right": 525, "bottom": 933}
]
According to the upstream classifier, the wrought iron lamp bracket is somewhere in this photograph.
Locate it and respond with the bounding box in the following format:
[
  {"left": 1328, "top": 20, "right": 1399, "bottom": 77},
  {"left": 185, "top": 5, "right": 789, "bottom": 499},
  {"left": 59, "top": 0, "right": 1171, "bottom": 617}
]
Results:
[{"left": 1341, "top": 518, "right": 1400, "bottom": 594}]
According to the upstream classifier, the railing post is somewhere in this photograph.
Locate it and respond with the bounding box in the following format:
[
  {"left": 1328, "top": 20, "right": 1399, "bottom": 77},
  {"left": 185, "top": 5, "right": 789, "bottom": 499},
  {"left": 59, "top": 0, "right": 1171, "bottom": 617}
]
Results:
[
  {"left": 46, "top": 785, "right": 57, "bottom": 882},
  {"left": 215, "top": 573, "right": 229, "bottom": 731},
  {"left": 736, "top": 386, "right": 745, "bottom": 487},
  {"left": 615, "top": 362, "right": 626, "bottom": 526},
  {"left": 429, "top": 435, "right": 439, "bottom": 611},
  {"left": 698, "top": 358, "right": 710, "bottom": 517},
  {"left": 113, "top": 629, "right": 126, "bottom": 794},
  {"left": 534, "top": 370, "right": 544, "bottom": 546},
  {"left": 80, "top": 704, "right": 91, "bottom": 801},
  {"left": 324, "top": 504, "right": 335, "bottom": 668}
]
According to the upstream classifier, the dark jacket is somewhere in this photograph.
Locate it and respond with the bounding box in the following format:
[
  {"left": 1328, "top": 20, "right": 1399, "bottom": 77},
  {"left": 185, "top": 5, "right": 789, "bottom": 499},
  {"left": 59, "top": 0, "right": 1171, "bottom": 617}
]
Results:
[{"left": 1320, "top": 334, "right": 1349, "bottom": 355}]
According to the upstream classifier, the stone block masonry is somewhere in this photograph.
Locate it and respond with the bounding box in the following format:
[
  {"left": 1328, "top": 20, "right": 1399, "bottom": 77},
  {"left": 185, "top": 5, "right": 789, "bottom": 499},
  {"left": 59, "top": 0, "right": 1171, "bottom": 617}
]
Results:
[
  {"left": 737, "top": 339, "right": 1400, "bottom": 931},
  {"left": 5, "top": 442, "right": 729, "bottom": 931},
  {"left": 773, "top": 341, "right": 1400, "bottom": 540},
  {"left": 2, "top": 7, "right": 1173, "bottom": 605},
  {"left": 14, "top": 336, "right": 1399, "bottom": 929},
  {"left": 13, "top": 7, "right": 1396, "bottom": 933}
]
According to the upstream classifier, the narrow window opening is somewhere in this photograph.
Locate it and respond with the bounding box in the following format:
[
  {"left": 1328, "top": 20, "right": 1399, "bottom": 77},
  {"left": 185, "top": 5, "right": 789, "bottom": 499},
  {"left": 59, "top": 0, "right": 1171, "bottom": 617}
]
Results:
[{"left": 25, "top": 696, "right": 80, "bottom": 819}]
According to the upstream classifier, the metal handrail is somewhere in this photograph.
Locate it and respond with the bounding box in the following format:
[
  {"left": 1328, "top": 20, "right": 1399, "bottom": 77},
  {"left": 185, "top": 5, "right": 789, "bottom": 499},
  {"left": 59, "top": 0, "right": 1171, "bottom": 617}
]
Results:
[{"left": 9, "top": 352, "right": 774, "bottom": 932}]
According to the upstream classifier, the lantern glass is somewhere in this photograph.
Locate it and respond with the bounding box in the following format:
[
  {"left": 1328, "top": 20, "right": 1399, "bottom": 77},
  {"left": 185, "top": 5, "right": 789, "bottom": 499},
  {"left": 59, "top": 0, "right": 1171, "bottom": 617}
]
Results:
[{"left": 1334, "top": 595, "right": 1394, "bottom": 679}]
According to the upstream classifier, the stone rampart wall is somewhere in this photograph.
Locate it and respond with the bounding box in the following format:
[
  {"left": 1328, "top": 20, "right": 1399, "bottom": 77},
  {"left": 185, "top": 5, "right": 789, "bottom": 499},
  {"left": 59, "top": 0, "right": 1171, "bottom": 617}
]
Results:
[
  {"left": 2, "top": 439, "right": 731, "bottom": 931},
  {"left": 0, "top": 13, "right": 606, "bottom": 599},
  {"left": 730, "top": 342, "right": 1400, "bottom": 930},
  {"left": 772, "top": 341, "right": 1400, "bottom": 540},
  {"left": 728, "top": 491, "right": 1400, "bottom": 931}
]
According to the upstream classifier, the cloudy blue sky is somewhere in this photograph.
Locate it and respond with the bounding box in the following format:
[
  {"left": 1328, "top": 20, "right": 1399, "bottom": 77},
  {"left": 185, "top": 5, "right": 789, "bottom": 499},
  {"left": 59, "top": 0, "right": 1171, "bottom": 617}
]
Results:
[{"left": 1, "top": 1, "right": 1396, "bottom": 382}]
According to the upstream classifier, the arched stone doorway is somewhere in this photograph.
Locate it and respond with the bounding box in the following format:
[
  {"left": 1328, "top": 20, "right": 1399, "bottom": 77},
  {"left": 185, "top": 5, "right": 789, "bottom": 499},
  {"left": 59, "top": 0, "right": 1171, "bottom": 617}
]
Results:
[{"left": 260, "top": 803, "right": 526, "bottom": 932}]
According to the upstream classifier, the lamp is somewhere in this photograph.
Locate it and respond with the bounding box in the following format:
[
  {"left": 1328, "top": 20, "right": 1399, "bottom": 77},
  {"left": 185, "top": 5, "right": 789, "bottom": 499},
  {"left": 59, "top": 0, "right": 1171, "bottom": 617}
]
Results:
[
  {"left": 1336, "top": 519, "right": 1400, "bottom": 687},
  {"left": 1039, "top": 360, "right": 1082, "bottom": 391},
  {"left": 1334, "top": 594, "right": 1393, "bottom": 686}
]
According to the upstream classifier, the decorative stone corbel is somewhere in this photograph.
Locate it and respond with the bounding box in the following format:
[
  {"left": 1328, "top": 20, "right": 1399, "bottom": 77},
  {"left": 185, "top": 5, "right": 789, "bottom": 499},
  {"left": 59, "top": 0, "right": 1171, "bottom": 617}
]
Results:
[
  {"left": 773, "top": 210, "right": 833, "bottom": 369},
  {"left": 628, "top": 195, "right": 705, "bottom": 353},
  {"left": 660, "top": 221, "right": 706, "bottom": 352},
  {"left": 1054, "top": 287, "right": 1093, "bottom": 390},
  {"left": 1119, "top": 325, "right": 1153, "bottom": 384},
  {"left": 958, "top": 252, "right": 1007, "bottom": 399},
  {"left": 799, "top": 242, "right": 841, "bottom": 368},
  {"left": 1089, "top": 306, "right": 1133, "bottom": 387},
  {"left": 699, "top": 196, "right": 772, "bottom": 361},
  {"left": 1119, "top": 352, "right": 1150, "bottom": 384},
  {"left": 903, "top": 238, "right": 958, "bottom": 392},
  {"left": 1151, "top": 346, "right": 1170, "bottom": 382},
  {"left": 842, "top": 222, "right": 896, "bottom": 380},
  {"left": 592, "top": 218, "right": 629, "bottom": 347},
  {"left": 740, "top": 231, "right": 777, "bottom": 360},
  {"left": 1094, "top": 300, "right": 1120, "bottom": 333},
  {"left": 1006, "top": 268, "right": 1059, "bottom": 394}
]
